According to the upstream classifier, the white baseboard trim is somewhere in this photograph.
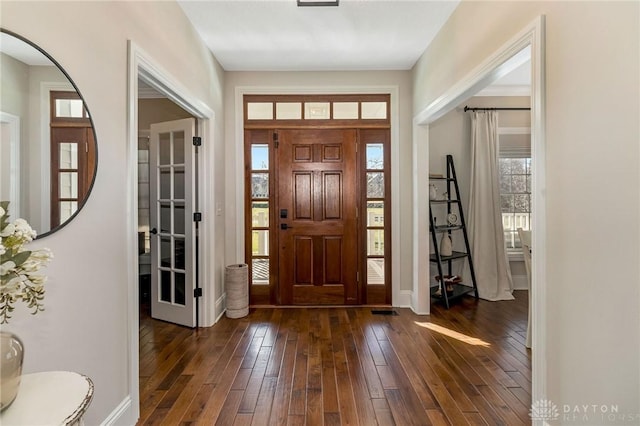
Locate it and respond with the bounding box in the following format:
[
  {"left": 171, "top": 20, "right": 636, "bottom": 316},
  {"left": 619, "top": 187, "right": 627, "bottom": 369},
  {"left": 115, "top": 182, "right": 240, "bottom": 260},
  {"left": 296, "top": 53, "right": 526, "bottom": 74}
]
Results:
[
  {"left": 410, "top": 308, "right": 430, "bottom": 315},
  {"left": 512, "top": 274, "right": 529, "bottom": 291},
  {"left": 214, "top": 293, "right": 226, "bottom": 323},
  {"left": 395, "top": 289, "right": 419, "bottom": 310},
  {"left": 394, "top": 289, "right": 431, "bottom": 316},
  {"left": 409, "top": 289, "right": 431, "bottom": 316},
  {"left": 100, "top": 395, "right": 132, "bottom": 426}
]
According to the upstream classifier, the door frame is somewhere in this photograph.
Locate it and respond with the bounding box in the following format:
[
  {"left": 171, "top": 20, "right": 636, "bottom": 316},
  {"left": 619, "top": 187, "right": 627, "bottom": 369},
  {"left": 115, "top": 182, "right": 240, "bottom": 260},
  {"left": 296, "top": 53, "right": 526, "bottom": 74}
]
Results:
[
  {"left": 39, "top": 82, "right": 75, "bottom": 232},
  {"left": 0, "top": 112, "right": 20, "bottom": 219},
  {"left": 126, "top": 40, "right": 216, "bottom": 423},
  {"left": 234, "top": 85, "right": 404, "bottom": 307},
  {"left": 412, "top": 15, "right": 546, "bottom": 412}
]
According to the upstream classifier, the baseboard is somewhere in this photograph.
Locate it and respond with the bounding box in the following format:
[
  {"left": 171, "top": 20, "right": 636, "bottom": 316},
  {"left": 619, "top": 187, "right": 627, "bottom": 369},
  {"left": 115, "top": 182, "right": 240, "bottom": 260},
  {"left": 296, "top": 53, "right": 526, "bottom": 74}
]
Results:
[
  {"left": 100, "top": 395, "right": 132, "bottom": 426},
  {"left": 216, "top": 290, "right": 428, "bottom": 317},
  {"left": 395, "top": 289, "right": 417, "bottom": 309},
  {"left": 214, "top": 293, "right": 226, "bottom": 323},
  {"left": 393, "top": 289, "right": 431, "bottom": 315},
  {"left": 512, "top": 274, "right": 529, "bottom": 291}
]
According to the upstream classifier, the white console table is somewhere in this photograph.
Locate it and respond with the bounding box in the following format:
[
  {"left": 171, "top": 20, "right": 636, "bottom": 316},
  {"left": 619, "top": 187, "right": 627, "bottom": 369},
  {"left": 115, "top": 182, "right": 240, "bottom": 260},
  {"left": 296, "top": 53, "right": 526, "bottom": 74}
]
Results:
[{"left": 0, "top": 371, "right": 93, "bottom": 425}]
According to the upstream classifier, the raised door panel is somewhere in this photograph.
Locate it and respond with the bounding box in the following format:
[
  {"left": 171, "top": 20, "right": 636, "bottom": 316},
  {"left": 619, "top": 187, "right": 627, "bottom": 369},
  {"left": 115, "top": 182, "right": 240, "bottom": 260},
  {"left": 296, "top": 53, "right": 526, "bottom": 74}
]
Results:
[
  {"left": 322, "top": 172, "right": 342, "bottom": 220},
  {"left": 323, "top": 236, "right": 343, "bottom": 284},
  {"left": 293, "top": 145, "right": 312, "bottom": 162},
  {"left": 293, "top": 172, "right": 313, "bottom": 220},
  {"left": 321, "top": 145, "right": 342, "bottom": 162},
  {"left": 294, "top": 236, "right": 313, "bottom": 285}
]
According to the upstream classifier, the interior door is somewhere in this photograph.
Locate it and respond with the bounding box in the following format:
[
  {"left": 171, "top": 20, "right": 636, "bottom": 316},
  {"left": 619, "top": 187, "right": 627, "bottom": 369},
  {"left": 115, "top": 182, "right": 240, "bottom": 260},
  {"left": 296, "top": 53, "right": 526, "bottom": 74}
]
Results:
[
  {"left": 277, "top": 129, "right": 358, "bottom": 305},
  {"left": 149, "top": 118, "right": 197, "bottom": 327}
]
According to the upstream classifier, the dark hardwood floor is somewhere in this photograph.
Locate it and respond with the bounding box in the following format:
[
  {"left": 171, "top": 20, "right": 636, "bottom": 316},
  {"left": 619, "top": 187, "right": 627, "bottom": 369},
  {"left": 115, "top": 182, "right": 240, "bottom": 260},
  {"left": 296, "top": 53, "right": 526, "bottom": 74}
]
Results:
[{"left": 138, "top": 292, "right": 531, "bottom": 425}]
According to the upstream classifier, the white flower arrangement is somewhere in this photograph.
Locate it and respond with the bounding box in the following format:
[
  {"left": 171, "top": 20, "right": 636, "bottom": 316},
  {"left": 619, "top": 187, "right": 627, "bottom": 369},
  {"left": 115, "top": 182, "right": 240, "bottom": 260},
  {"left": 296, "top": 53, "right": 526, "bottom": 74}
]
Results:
[{"left": 0, "top": 201, "right": 53, "bottom": 323}]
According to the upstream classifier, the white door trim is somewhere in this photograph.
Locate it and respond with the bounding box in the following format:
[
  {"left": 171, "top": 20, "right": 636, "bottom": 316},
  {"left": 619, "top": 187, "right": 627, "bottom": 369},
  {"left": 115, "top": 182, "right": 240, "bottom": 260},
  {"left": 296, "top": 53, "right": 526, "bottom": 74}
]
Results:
[
  {"left": 234, "top": 85, "right": 404, "bottom": 308},
  {"left": 412, "top": 15, "right": 546, "bottom": 413},
  {"left": 0, "top": 111, "right": 21, "bottom": 218},
  {"left": 125, "top": 40, "right": 216, "bottom": 425}
]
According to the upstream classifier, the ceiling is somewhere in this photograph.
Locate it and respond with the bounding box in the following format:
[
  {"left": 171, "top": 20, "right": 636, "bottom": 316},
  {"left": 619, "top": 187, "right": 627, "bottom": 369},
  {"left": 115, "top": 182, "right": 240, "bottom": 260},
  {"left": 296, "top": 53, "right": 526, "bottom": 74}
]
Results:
[
  {"left": 476, "top": 45, "right": 531, "bottom": 96},
  {"left": 2, "top": 2, "right": 528, "bottom": 97},
  {"left": 176, "top": 0, "right": 460, "bottom": 71},
  {"left": 0, "top": 32, "right": 53, "bottom": 66}
]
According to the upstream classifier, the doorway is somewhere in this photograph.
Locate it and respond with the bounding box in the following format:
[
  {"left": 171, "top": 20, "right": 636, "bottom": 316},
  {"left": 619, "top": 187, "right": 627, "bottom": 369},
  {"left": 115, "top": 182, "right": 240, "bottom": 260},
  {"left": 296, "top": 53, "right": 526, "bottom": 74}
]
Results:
[
  {"left": 0, "top": 112, "right": 20, "bottom": 218},
  {"left": 137, "top": 96, "right": 198, "bottom": 329},
  {"left": 244, "top": 94, "right": 392, "bottom": 306},
  {"left": 412, "top": 16, "right": 545, "bottom": 403},
  {"left": 128, "top": 40, "right": 218, "bottom": 422}
]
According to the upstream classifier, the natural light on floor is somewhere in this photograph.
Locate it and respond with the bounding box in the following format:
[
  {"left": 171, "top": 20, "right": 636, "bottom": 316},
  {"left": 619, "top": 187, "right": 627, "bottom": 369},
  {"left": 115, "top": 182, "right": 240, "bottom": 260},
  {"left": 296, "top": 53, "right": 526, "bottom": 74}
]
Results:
[{"left": 414, "top": 322, "right": 491, "bottom": 347}]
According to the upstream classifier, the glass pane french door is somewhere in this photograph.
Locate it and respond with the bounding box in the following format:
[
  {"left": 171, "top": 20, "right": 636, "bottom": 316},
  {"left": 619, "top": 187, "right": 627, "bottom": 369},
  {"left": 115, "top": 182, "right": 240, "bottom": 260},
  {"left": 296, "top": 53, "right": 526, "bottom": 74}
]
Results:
[{"left": 149, "top": 118, "right": 196, "bottom": 327}]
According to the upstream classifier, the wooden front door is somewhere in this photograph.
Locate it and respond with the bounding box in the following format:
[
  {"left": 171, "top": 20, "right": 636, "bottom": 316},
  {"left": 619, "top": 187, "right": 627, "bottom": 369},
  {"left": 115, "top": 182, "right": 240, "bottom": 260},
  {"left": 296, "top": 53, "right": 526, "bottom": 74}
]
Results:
[
  {"left": 277, "top": 129, "right": 358, "bottom": 305},
  {"left": 49, "top": 90, "right": 96, "bottom": 228}
]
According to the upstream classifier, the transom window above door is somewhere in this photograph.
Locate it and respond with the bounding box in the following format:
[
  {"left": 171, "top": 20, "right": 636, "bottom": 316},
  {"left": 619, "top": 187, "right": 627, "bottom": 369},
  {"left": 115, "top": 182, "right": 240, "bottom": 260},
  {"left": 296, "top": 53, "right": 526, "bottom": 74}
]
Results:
[{"left": 244, "top": 94, "right": 390, "bottom": 127}]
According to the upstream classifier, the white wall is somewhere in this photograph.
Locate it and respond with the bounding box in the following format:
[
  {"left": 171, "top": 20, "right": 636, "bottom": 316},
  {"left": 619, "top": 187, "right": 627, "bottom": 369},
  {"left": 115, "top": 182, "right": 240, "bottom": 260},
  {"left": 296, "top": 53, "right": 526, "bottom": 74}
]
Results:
[
  {"left": 0, "top": 1, "right": 225, "bottom": 424},
  {"left": 414, "top": 1, "right": 639, "bottom": 422},
  {"left": 0, "top": 53, "right": 28, "bottom": 118},
  {"left": 0, "top": 52, "right": 28, "bottom": 219},
  {"left": 224, "top": 71, "right": 415, "bottom": 302}
]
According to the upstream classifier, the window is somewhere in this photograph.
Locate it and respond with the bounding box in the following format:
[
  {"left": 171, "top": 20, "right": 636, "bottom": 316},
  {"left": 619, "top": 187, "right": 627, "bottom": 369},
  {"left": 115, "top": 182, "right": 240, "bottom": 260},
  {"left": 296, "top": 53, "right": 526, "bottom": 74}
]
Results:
[
  {"left": 499, "top": 131, "right": 531, "bottom": 250},
  {"left": 248, "top": 139, "right": 271, "bottom": 285},
  {"left": 50, "top": 91, "right": 95, "bottom": 227},
  {"left": 245, "top": 95, "right": 389, "bottom": 124},
  {"left": 363, "top": 138, "right": 387, "bottom": 289}
]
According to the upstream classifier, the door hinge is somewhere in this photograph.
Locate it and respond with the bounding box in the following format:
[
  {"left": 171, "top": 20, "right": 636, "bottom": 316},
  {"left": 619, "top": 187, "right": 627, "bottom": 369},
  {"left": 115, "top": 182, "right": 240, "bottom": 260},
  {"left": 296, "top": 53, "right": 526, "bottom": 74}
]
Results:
[
  {"left": 194, "top": 288, "right": 203, "bottom": 298},
  {"left": 193, "top": 212, "right": 202, "bottom": 222},
  {"left": 193, "top": 136, "right": 202, "bottom": 146},
  {"left": 273, "top": 131, "right": 279, "bottom": 149}
]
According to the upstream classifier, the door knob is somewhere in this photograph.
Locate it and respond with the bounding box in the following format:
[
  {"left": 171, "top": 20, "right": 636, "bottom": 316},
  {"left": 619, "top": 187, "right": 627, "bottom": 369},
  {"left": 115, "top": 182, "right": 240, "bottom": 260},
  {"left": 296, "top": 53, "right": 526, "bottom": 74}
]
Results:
[
  {"left": 280, "top": 223, "right": 292, "bottom": 230},
  {"left": 150, "top": 228, "right": 158, "bottom": 235}
]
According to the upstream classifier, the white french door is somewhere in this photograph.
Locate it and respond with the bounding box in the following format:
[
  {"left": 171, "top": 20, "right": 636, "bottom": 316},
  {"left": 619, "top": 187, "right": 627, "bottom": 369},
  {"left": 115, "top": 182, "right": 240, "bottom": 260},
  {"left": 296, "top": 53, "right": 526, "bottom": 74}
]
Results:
[{"left": 149, "top": 118, "right": 197, "bottom": 327}]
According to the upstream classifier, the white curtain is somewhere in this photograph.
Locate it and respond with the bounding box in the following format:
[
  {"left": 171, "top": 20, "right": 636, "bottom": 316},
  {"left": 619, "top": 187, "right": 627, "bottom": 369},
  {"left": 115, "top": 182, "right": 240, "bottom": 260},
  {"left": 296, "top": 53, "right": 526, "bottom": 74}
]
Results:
[{"left": 467, "top": 111, "right": 514, "bottom": 301}]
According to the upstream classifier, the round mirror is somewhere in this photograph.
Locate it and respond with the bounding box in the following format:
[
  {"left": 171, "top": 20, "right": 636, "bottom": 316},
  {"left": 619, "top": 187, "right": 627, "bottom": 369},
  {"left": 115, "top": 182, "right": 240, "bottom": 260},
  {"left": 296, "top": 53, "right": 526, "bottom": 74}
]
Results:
[{"left": 0, "top": 29, "right": 97, "bottom": 238}]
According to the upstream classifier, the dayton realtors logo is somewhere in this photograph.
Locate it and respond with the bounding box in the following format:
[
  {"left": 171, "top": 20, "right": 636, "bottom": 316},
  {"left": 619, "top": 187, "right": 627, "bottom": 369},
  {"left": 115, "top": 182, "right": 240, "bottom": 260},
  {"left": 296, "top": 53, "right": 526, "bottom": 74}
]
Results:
[
  {"left": 530, "top": 400, "right": 560, "bottom": 422},
  {"left": 531, "top": 400, "right": 639, "bottom": 423}
]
